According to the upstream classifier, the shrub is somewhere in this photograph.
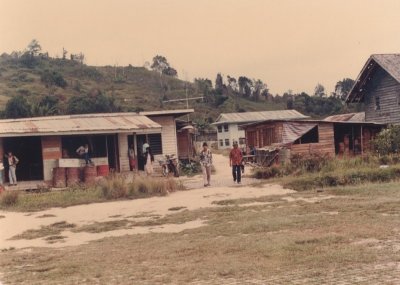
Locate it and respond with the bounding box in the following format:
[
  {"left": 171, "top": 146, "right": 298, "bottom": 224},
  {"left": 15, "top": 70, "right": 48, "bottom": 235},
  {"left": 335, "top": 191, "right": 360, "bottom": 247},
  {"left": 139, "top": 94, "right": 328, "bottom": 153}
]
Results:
[
  {"left": 98, "top": 174, "right": 128, "bottom": 199},
  {"left": 99, "top": 174, "right": 180, "bottom": 199},
  {"left": 372, "top": 125, "right": 400, "bottom": 156},
  {"left": 180, "top": 161, "right": 201, "bottom": 176},
  {"left": 0, "top": 191, "right": 19, "bottom": 207},
  {"left": 254, "top": 165, "right": 281, "bottom": 179}
]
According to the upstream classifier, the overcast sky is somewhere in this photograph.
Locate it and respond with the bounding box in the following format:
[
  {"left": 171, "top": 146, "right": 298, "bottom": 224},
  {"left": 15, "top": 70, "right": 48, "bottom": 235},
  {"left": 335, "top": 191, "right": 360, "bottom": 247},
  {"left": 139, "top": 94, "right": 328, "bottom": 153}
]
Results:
[{"left": 1, "top": 0, "right": 400, "bottom": 95}]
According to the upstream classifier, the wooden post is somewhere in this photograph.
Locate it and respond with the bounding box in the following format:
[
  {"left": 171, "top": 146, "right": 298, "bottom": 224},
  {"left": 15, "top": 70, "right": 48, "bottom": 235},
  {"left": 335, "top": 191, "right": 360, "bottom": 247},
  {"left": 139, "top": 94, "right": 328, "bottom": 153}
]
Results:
[
  {"left": 133, "top": 133, "right": 138, "bottom": 173},
  {"left": 360, "top": 125, "right": 363, "bottom": 155}
]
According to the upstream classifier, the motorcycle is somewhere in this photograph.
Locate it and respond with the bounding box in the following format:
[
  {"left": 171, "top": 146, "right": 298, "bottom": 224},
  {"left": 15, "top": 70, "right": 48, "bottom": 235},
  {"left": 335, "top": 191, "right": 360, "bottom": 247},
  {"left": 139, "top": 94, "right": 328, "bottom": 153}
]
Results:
[{"left": 158, "top": 154, "right": 179, "bottom": 177}]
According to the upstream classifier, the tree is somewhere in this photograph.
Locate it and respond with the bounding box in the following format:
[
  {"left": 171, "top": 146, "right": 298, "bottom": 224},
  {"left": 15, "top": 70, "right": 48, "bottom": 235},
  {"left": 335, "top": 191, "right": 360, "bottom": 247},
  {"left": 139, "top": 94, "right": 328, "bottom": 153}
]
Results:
[
  {"left": 27, "top": 39, "right": 42, "bottom": 56},
  {"left": 67, "top": 89, "right": 121, "bottom": 114},
  {"left": 238, "top": 76, "right": 252, "bottom": 97},
  {"left": 31, "top": 95, "right": 60, "bottom": 116},
  {"left": 150, "top": 55, "right": 178, "bottom": 77},
  {"left": 334, "top": 78, "right": 355, "bottom": 100},
  {"left": 372, "top": 125, "right": 400, "bottom": 156},
  {"left": 62, "top": 47, "right": 68, "bottom": 60},
  {"left": 314, "top": 83, "right": 326, "bottom": 97},
  {"left": 227, "top": 75, "right": 238, "bottom": 93},
  {"left": 252, "top": 79, "right": 268, "bottom": 101},
  {"left": 215, "top": 73, "right": 224, "bottom": 94},
  {"left": 41, "top": 70, "right": 67, "bottom": 88},
  {"left": 5, "top": 95, "right": 32, "bottom": 118}
]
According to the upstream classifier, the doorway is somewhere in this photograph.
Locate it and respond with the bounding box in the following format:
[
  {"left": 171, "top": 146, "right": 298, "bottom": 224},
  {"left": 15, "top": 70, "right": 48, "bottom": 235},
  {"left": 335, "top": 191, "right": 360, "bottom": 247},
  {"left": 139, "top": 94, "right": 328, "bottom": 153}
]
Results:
[
  {"left": 3, "top": 136, "right": 44, "bottom": 181},
  {"left": 106, "top": 134, "right": 119, "bottom": 172}
]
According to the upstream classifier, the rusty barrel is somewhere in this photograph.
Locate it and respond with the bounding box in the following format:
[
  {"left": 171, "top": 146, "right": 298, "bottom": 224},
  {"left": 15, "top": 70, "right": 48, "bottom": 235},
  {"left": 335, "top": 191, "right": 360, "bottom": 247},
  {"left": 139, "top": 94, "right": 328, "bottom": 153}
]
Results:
[
  {"left": 84, "top": 165, "right": 97, "bottom": 185},
  {"left": 66, "top": 167, "right": 81, "bottom": 187},
  {"left": 53, "top": 167, "right": 66, "bottom": 188},
  {"left": 96, "top": 165, "right": 109, "bottom": 177}
]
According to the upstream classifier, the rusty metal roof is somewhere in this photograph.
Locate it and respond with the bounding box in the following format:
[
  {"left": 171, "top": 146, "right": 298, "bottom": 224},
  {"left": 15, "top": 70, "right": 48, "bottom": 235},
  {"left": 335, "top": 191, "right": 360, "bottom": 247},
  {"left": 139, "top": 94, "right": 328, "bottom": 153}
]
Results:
[
  {"left": 212, "top": 110, "right": 308, "bottom": 125},
  {"left": 324, "top": 112, "right": 365, "bottom": 122},
  {"left": 0, "top": 113, "right": 162, "bottom": 137}
]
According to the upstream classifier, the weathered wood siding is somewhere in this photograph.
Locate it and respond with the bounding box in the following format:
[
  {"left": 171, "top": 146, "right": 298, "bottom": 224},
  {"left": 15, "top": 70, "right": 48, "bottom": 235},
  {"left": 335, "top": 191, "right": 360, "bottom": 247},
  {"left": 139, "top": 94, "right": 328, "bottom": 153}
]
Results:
[
  {"left": 364, "top": 67, "right": 400, "bottom": 124},
  {"left": 149, "top": 116, "right": 178, "bottom": 156},
  {"left": 290, "top": 123, "right": 335, "bottom": 156},
  {"left": 41, "top": 136, "right": 62, "bottom": 182},
  {"left": 118, "top": 133, "right": 129, "bottom": 172},
  {"left": 245, "top": 122, "right": 282, "bottom": 148}
]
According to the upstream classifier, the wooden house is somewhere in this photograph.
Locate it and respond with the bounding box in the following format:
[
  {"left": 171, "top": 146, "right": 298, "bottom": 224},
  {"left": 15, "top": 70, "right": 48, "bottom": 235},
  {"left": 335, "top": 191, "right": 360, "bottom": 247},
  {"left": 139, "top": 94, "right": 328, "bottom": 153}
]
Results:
[
  {"left": 212, "top": 110, "right": 308, "bottom": 149},
  {"left": 242, "top": 115, "right": 383, "bottom": 160},
  {"left": 346, "top": 54, "right": 400, "bottom": 124}
]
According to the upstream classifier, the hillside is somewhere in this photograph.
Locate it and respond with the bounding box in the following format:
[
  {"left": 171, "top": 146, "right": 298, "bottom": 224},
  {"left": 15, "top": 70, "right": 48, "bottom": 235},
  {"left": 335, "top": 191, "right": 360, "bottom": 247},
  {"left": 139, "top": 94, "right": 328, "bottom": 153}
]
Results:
[{"left": 0, "top": 55, "right": 286, "bottom": 124}]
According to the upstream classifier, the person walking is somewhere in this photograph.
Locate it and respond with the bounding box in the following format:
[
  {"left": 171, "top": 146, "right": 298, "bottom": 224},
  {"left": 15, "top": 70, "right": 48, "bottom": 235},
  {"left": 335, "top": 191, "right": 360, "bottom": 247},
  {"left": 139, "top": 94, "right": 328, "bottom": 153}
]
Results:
[
  {"left": 199, "top": 142, "right": 212, "bottom": 187},
  {"left": 6, "top": 152, "right": 19, "bottom": 186},
  {"left": 230, "top": 142, "right": 243, "bottom": 184},
  {"left": 144, "top": 147, "right": 154, "bottom": 176}
]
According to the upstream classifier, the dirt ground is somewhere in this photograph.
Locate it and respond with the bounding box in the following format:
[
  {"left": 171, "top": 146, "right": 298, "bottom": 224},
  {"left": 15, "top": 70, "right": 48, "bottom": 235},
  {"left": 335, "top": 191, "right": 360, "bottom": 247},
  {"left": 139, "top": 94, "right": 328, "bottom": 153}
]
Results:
[{"left": 1, "top": 154, "right": 400, "bottom": 284}]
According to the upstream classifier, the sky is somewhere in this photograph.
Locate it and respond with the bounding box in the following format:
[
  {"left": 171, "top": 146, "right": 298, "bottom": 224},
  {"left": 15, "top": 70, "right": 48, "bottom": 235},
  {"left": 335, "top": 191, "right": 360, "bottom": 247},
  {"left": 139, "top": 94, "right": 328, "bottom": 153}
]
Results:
[{"left": 1, "top": 0, "right": 400, "bottom": 95}]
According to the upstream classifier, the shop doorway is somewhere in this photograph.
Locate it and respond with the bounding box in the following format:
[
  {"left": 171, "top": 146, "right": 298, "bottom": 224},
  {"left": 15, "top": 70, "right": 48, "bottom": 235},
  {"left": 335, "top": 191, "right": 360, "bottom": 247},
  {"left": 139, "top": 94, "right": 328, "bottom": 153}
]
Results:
[
  {"left": 106, "top": 134, "right": 119, "bottom": 172},
  {"left": 3, "top": 136, "right": 44, "bottom": 182}
]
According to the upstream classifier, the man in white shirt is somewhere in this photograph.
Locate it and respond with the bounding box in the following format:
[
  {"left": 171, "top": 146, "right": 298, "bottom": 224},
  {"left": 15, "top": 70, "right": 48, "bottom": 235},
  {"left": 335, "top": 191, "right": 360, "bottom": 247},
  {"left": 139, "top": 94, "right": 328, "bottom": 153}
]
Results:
[{"left": 76, "top": 144, "right": 93, "bottom": 165}]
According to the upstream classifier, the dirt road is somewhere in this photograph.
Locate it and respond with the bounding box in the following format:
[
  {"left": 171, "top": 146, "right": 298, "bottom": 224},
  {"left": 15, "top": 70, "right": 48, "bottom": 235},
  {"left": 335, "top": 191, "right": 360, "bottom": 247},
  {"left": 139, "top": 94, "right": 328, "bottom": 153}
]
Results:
[{"left": 0, "top": 154, "right": 293, "bottom": 249}]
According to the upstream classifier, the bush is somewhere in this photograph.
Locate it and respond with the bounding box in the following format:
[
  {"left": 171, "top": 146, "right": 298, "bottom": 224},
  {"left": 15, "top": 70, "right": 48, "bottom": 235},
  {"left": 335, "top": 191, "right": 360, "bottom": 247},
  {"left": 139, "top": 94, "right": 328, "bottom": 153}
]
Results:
[
  {"left": 0, "top": 191, "right": 19, "bottom": 207},
  {"left": 372, "top": 125, "right": 400, "bottom": 156},
  {"left": 98, "top": 174, "right": 181, "bottom": 199},
  {"left": 180, "top": 161, "right": 201, "bottom": 176},
  {"left": 254, "top": 166, "right": 282, "bottom": 179}
]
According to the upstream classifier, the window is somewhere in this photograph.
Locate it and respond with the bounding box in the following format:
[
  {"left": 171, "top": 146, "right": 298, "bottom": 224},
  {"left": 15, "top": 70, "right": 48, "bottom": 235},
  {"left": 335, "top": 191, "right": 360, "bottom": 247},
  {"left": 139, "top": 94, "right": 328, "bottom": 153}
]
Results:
[
  {"left": 294, "top": 126, "right": 319, "bottom": 144},
  {"left": 225, "top": 139, "right": 230, "bottom": 146},
  {"left": 217, "top": 125, "right": 222, "bottom": 133},
  {"left": 148, "top": 133, "right": 163, "bottom": 155},
  {"left": 239, "top": 138, "right": 246, "bottom": 145},
  {"left": 375, "top": 96, "right": 380, "bottom": 110},
  {"left": 61, "top": 135, "right": 107, "bottom": 158},
  {"left": 219, "top": 139, "right": 223, "bottom": 147},
  {"left": 224, "top": 124, "right": 229, "bottom": 132}
]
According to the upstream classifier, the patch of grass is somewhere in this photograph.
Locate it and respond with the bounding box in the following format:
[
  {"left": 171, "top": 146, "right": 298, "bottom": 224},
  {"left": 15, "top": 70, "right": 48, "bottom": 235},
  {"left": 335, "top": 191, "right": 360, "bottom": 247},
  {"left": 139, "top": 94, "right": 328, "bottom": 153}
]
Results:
[
  {"left": 0, "top": 215, "right": 5, "bottom": 219},
  {"left": 45, "top": 235, "right": 66, "bottom": 244},
  {"left": 168, "top": 206, "right": 187, "bottom": 211},
  {"left": 0, "top": 191, "right": 19, "bottom": 207},
  {"left": 10, "top": 221, "right": 76, "bottom": 240},
  {"left": 72, "top": 220, "right": 130, "bottom": 233},
  {"left": 36, "top": 214, "right": 56, "bottom": 218}
]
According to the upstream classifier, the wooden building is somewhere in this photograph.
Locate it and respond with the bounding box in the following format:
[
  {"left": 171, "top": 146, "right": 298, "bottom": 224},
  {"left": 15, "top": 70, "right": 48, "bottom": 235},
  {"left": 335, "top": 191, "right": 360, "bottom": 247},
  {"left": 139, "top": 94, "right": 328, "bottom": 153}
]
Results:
[
  {"left": 346, "top": 54, "right": 400, "bottom": 124},
  {"left": 0, "top": 110, "right": 193, "bottom": 188},
  {"left": 243, "top": 117, "right": 383, "bottom": 159}
]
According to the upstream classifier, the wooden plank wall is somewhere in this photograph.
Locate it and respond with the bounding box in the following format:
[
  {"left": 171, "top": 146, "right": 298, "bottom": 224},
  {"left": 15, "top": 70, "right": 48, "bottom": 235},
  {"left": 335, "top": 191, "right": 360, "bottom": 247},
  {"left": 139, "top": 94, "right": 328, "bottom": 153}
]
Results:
[
  {"left": 364, "top": 67, "right": 400, "bottom": 124},
  {"left": 149, "top": 116, "right": 178, "bottom": 157},
  {"left": 290, "top": 123, "right": 335, "bottom": 156},
  {"left": 41, "top": 136, "right": 62, "bottom": 182},
  {"left": 118, "top": 133, "right": 129, "bottom": 172}
]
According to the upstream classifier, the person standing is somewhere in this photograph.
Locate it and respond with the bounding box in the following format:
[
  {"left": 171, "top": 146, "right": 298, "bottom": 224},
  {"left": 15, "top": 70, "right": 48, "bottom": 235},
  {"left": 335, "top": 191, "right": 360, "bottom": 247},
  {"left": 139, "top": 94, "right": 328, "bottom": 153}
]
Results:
[
  {"left": 144, "top": 147, "right": 154, "bottom": 176},
  {"left": 6, "top": 152, "right": 19, "bottom": 186},
  {"left": 128, "top": 144, "right": 136, "bottom": 171},
  {"left": 230, "top": 142, "right": 243, "bottom": 184},
  {"left": 76, "top": 144, "right": 93, "bottom": 165},
  {"left": 0, "top": 158, "right": 4, "bottom": 189},
  {"left": 199, "top": 142, "right": 212, "bottom": 187}
]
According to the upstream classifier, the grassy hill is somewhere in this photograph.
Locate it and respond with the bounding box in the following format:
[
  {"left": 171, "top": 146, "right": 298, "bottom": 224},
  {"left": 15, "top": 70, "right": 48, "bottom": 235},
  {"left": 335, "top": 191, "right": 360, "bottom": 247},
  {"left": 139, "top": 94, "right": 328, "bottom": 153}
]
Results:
[{"left": 0, "top": 55, "right": 286, "bottom": 123}]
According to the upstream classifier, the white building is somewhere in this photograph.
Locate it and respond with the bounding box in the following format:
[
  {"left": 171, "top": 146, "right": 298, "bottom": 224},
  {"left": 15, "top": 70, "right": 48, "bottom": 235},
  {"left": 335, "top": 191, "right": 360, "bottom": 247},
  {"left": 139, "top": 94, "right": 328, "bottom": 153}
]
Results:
[{"left": 212, "top": 110, "right": 308, "bottom": 149}]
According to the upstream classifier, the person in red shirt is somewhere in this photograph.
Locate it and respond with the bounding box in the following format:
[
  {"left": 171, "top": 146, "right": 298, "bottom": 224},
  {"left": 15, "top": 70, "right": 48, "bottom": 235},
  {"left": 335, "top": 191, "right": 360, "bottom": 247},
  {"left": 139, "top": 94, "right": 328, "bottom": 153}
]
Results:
[{"left": 229, "top": 142, "right": 243, "bottom": 184}]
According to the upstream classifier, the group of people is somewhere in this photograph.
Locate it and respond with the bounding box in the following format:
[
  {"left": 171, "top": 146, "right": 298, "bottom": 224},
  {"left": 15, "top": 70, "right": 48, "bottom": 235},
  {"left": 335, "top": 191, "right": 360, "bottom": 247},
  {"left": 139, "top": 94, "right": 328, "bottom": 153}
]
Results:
[
  {"left": 128, "top": 141, "right": 154, "bottom": 176},
  {"left": 0, "top": 151, "right": 19, "bottom": 187},
  {"left": 199, "top": 141, "right": 244, "bottom": 187}
]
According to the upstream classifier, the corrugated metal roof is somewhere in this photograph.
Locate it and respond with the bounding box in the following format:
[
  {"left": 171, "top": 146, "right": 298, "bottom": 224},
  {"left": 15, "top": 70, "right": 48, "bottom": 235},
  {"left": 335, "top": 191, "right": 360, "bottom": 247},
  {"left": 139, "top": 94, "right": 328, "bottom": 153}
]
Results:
[
  {"left": 0, "top": 113, "right": 162, "bottom": 137},
  {"left": 324, "top": 112, "right": 365, "bottom": 122},
  {"left": 212, "top": 110, "right": 308, "bottom": 125},
  {"left": 346, "top": 54, "right": 400, "bottom": 103}
]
